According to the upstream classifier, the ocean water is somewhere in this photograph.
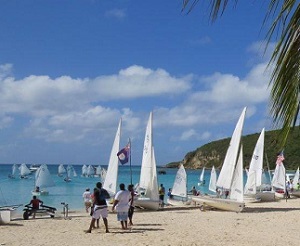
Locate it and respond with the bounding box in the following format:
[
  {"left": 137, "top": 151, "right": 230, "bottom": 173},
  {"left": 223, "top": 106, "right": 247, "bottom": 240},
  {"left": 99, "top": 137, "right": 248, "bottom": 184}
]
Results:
[{"left": 0, "top": 164, "right": 213, "bottom": 213}]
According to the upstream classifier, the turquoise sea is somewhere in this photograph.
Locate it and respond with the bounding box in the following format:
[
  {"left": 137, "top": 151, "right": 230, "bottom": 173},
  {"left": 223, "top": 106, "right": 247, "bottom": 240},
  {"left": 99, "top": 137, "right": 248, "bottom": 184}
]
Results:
[{"left": 0, "top": 164, "right": 214, "bottom": 213}]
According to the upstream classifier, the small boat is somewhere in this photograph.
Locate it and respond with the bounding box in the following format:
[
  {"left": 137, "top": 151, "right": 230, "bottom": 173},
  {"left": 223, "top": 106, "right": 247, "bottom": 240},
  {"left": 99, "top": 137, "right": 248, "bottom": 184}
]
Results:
[
  {"left": 158, "top": 170, "right": 166, "bottom": 175},
  {"left": 57, "top": 164, "right": 66, "bottom": 177},
  {"left": 32, "top": 164, "right": 55, "bottom": 196},
  {"left": 29, "top": 164, "right": 40, "bottom": 172},
  {"left": 135, "top": 112, "right": 160, "bottom": 210},
  {"left": 167, "top": 164, "right": 191, "bottom": 206},
  {"left": 198, "top": 167, "right": 206, "bottom": 186},
  {"left": 192, "top": 107, "right": 246, "bottom": 212},
  {"left": 19, "top": 163, "right": 31, "bottom": 179},
  {"left": 8, "top": 164, "right": 19, "bottom": 179}
]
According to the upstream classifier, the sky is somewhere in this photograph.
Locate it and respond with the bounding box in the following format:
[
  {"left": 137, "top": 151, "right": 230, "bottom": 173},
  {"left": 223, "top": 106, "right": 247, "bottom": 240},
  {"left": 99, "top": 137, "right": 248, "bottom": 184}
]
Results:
[{"left": 0, "top": 1, "right": 279, "bottom": 166}]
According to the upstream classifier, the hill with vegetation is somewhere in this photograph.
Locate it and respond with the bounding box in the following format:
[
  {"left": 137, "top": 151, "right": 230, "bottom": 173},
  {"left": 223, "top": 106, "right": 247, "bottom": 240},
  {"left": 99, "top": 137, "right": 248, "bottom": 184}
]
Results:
[{"left": 165, "top": 126, "right": 300, "bottom": 170}]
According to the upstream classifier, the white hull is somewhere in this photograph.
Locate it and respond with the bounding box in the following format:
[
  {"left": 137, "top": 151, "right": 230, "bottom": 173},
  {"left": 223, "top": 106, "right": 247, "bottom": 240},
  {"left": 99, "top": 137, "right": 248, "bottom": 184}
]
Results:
[
  {"left": 256, "top": 191, "right": 275, "bottom": 201},
  {"left": 0, "top": 210, "right": 11, "bottom": 224},
  {"left": 291, "top": 190, "right": 300, "bottom": 197},
  {"left": 32, "top": 190, "right": 49, "bottom": 196},
  {"left": 135, "top": 197, "right": 160, "bottom": 210},
  {"left": 167, "top": 197, "right": 192, "bottom": 206},
  {"left": 191, "top": 195, "right": 245, "bottom": 212},
  {"left": 275, "top": 191, "right": 285, "bottom": 199}
]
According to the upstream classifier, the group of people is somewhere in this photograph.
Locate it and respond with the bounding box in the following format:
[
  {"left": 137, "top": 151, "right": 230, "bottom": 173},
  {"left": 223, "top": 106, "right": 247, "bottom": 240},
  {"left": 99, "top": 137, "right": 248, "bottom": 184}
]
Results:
[{"left": 83, "top": 182, "right": 135, "bottom": 233}]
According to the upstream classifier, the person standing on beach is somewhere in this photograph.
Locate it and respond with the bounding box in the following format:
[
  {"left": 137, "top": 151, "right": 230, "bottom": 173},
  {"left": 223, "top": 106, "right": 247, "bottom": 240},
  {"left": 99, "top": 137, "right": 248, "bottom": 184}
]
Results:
[
  {"left": 128, "top": 184, "right": 135, "bottom": 226},
  {"left": 112, "top": 183, "right": 131, "bottom": 230},
  {"left": 27, "top": 195, "right": 43, "bottom": 219},
  {"left": 82, "top": 188, "right": 92, "bottom": 213},
  {"left": 85, "top": 182, "right": 110, "bottom": 233},
  {"left": 159, "top": 184, "right": 165, "bottom": 207}
]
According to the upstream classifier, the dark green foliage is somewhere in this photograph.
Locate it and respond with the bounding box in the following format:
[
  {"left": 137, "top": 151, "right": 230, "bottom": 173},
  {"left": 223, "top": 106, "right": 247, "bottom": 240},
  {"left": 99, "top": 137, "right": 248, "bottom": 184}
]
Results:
[{"left": 165, "top": 126, "right": 300, "bottom": 170}]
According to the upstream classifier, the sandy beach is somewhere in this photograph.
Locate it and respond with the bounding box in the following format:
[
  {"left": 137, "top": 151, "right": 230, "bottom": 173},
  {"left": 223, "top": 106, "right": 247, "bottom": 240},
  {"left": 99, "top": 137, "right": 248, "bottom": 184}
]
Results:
[{"left": 1, "top": 198, "right": 300, "bottom": 246}]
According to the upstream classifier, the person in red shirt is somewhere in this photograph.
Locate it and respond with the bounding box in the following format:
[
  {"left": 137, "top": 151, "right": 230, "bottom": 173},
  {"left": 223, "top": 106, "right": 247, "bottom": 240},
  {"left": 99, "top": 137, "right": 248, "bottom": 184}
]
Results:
[{"left": 28, "top": 196, "right": 43, "bottom": 219}]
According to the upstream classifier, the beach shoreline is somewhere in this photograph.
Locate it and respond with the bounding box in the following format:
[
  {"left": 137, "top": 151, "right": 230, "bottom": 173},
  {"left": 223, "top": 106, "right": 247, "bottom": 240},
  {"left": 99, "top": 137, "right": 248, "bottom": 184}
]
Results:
[{"left": 2, "top": 198, "right": 300, "bottom": 246}]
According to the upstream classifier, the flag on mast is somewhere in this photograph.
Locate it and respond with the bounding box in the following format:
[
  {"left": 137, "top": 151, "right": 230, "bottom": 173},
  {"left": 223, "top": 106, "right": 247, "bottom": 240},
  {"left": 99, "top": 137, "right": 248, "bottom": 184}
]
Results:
[
  {"left": 276, "top": 150, "right": 285, "bottom": 165},
  {"left": 117, "top": 142, "right": 130, "bottom": 165}
]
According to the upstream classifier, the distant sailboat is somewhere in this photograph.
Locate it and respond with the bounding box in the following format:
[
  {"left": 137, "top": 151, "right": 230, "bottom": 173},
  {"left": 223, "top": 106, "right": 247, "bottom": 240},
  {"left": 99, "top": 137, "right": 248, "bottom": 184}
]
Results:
[
  {"left": 81, "top": 165, "right": 88, "bottom": 177},
  {"left": 198, "top": 167, "right": 206, "bottom": 186},
  {"left": 103, "top": 119, "right": 121, "bottom": 197},
  {"left": 192, "top": 107, "right": 246, "bottom": 212},
  {"left": 19, "top": 163, "right": 31, "bottom": 179},
  {"left": 57, "top": 164, "right": 66, "bottom": 177},
  {"left": 64, "top": 164, "right": 77, "bottom": 182},
  {"left": 86, "top": 165, "right": 95, "bottom": 177},
  {"left": 209, "top": 166, "right": 217, "bottom": 193},
  {"left": 8, "top": 164, "right": 19, "bottom": 179},
  {"left": 167, "top": 164, "right": 191, "bottom": 206},
  {"left": 135, "top": 112, "right": 160, "bottom": 210},
  {"left": 32, "top": 164, "right": 55, "bottom": 196}
]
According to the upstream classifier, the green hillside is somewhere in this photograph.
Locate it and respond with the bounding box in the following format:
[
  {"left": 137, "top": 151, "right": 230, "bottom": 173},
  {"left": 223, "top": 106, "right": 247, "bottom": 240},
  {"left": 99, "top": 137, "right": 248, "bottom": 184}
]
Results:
[{"left": 166, "top": 126, "right": 300, "bottom": 170}]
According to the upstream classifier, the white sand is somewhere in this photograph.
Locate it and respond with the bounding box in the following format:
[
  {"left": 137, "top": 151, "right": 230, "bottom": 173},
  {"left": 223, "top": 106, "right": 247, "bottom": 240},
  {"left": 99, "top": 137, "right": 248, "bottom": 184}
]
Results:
[{"left": 1, "top": 198, "right": 300, "bottom": 246}]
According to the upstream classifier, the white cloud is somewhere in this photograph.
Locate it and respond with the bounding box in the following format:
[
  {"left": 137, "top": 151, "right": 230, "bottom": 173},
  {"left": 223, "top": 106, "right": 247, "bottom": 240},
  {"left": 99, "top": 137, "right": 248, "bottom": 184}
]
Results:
[{"left": 105, "top": 9, "right": 127, "bottom": 19}]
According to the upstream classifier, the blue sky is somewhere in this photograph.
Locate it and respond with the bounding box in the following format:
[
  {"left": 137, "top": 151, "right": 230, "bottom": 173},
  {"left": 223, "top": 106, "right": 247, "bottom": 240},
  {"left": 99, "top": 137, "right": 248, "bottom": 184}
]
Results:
[{"left": 0, "top": 1, "right": 277, "bottom": 166}]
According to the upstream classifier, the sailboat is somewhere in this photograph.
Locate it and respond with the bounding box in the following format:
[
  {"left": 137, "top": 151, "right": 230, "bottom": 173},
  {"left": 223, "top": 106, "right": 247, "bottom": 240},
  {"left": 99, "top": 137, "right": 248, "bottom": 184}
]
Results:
[
  {"left": 167, "top": 164, "right": 191, "bottom": 206},
  {"left": 244, "top": 128, "right": 275, "bottom": 202},
  {"left": 209, "top": 166, "right": 217, "bottom": 193},
  {"left": 291, "top": 167, "right": 300, "bottom": 197},
  {"left": 81, "top": 165, "right": 88, "bottom": 177},
  {"left": 57, "top": 164, "right": 66, "bottom": 177},
  {"left": 95, "top": 165, "right": 102, "bottom": 177},
  {"left": 8, "top": 164, "right": 20, "bottom": 179},
  {"left": 64, "top": 164, "right": 77, "bottom": 182},
  {"left": 103, "top": 119, "right": 121, "bottom": 197},
  {"left": 191, "top": 107, "right": 246, "bottom": 212},
  {"left": 198, "top": 167, "right": 206, "bottom": 186},
  {"left": 19, "top": 163, "right": 31, "bottom": 179},
  {"left": 135, "top": 112, "right": 160, "bottom": 210},
  {"left": 32, "top": 164, "right": 55, "bottom": 196},
  {"left": 86, "top": 165, "right": 95, "bottom": 177},
  {"left": 272, "top": 158, "right": 286, "bottom": 199}
]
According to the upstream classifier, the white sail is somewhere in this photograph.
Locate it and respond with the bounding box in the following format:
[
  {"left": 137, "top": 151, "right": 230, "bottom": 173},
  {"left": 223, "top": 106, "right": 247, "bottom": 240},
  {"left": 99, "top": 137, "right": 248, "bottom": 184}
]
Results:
[
  {"left": 293, "top": 167, "right": 299, "bottom": 189},
  {"left": 139, "top": 112, "right": 153, "bottom": 191},
  {"left": 272, "top": 162, "right": 286, "bottom": 190},
  {"left": 19, "top": 163, "right": 31, "bottom": 177},
  {"left": 209, "top": 166, "right": 217, "bottom": 193},
  {"left": 95, "top": 165, "right": 102, "bottom": 176},
  {"left": 9, "top": 164, "right": 20, "bottom": 178},
  {"left": 244, "top": 128, "right": 264, "bottom": 195},
  {"left": 171, "top": 164, "right": 187, "bottom": 198},
  {"left": 82, "top": 165, "right": 87, "bottom": 176},
  {"left": 35, "top": 164, "right": 55, "bottom": 189},
  {"left": 191, "top": 107, "right": 246, "bottom": 212},
  {"left": 217, "top": 107, "right": 246, "bottom": 190},
  {"left": 103, "top": 119, "right": 121, "bottom": 196},
  {"left": 147, "top": 146, "right": 159, "bottom": 201},
  {"left": 135, "top": 112, "right": 160, "bottom": 210},
  {"left": 230, "top": 146, "right": 244, "bottom": 202},
  {"left": 66, "top": 165, "right": 76, "bottom": 180},
  {"left": 58, "top": 164, "right": 66, "bottom": 176},
  {"left": 86, "top": 165, "right": 94, "bottom": 177}
]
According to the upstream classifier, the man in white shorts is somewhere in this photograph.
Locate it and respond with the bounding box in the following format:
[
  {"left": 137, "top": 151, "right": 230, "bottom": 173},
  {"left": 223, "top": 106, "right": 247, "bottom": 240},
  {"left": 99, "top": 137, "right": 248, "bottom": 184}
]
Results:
[
  {"left": 85, "top": 182, "right": 110, "bottom": 233},
  {"left": 112, "top": 183, "right": 131, "bottom": 230}
]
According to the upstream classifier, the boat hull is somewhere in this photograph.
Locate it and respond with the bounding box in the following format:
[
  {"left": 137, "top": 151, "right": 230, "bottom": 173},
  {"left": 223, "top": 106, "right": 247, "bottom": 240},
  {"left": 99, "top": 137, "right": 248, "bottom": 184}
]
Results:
[
  {"left": 291, "top": 190, "right": 300, "bottom": 197},
  {"left": 167, "top": 197, "right": 192, "bottom": 206},
  {"left": 0, "top": 210, "right": 11, "bottom": 224},
  {"left": 191, "top": 195, "right": 245, "bottom": 212},
  {"left": 135, "top": 197, "right": 160, "bottom": 210}
]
